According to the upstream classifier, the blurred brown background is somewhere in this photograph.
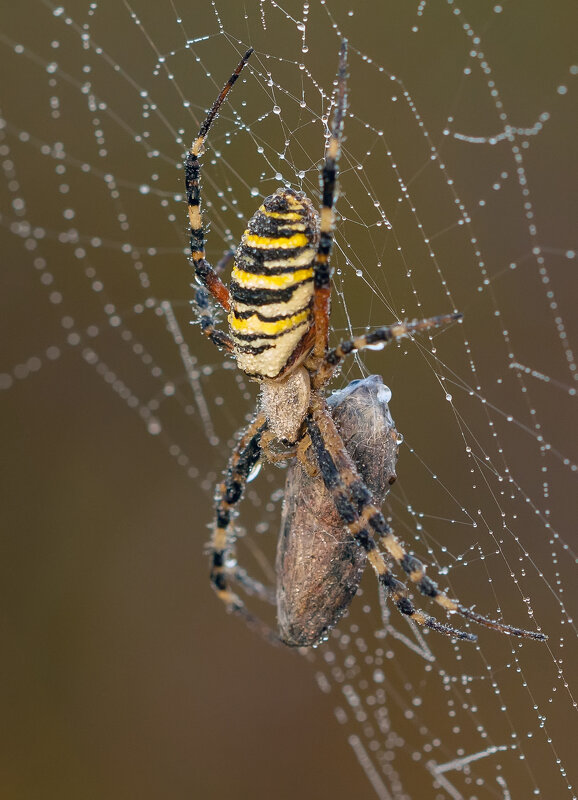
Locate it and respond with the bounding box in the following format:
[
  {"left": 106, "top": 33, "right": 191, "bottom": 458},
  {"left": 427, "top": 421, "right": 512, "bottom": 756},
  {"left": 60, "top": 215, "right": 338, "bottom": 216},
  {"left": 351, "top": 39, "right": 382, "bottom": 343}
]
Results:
[{"left": 1, "top": 1, "right": 577, "bottom": 798}]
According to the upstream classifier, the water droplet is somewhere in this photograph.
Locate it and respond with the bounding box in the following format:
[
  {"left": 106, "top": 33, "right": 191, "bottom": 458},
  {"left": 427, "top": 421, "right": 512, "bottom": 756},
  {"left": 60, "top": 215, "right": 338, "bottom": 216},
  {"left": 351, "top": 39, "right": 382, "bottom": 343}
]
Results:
[{"left": 247, "top": 461, "right": 262, "bottom": 483}]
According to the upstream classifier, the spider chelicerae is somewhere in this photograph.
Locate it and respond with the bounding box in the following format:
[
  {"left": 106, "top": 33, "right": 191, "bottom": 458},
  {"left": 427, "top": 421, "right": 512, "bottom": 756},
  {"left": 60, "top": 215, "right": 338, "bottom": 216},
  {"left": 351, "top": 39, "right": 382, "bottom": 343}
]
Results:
[{"left": 186, "top": 43, "right": 546, "bottom": 646}]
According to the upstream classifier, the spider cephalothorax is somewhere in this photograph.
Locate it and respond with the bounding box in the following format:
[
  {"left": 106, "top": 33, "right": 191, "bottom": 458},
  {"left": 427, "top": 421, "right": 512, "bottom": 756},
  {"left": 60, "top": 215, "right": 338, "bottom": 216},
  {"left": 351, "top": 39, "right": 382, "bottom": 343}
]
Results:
[{"left": 186, "top": 44, "right": 547, "bottom": 646}]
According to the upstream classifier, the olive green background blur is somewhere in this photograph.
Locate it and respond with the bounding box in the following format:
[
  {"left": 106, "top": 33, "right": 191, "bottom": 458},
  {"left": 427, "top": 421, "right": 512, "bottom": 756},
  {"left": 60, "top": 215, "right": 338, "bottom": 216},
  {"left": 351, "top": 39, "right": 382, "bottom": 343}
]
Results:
[{"left": 1, "top": 1, "right": 577, "bottom": 798}]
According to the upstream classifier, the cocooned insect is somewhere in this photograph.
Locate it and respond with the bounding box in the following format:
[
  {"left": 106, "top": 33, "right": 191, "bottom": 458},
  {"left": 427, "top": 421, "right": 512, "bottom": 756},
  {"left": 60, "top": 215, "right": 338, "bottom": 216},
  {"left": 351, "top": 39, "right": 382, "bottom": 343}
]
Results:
[{"left": 276, "top": 375, "right": 400, "bottom": 646}]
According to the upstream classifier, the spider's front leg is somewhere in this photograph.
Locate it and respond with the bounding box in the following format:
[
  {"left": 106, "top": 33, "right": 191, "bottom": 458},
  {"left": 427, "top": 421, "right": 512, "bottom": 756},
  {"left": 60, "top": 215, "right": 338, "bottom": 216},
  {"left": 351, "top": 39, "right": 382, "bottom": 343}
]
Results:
[
  {"left": 209, "top": 411, "right": 281, "bottom": 643},
  {"left": 306, "top": 394, "right": 475, "bottom": 640},
  {"left": 306, "top": 393, "right": 547, "bottom": 642}
]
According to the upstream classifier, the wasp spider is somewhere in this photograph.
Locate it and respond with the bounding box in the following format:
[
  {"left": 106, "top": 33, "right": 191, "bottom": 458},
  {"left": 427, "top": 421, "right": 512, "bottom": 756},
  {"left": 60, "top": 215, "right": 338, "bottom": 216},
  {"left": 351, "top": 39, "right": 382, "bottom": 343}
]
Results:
[{"left": 186, "top": 44, "right": 547, "bottom": 645}]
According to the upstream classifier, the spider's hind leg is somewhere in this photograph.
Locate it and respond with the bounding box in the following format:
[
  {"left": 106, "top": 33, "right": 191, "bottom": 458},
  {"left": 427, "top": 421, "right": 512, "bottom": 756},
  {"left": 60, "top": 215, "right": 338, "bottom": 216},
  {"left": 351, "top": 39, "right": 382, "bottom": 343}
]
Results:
[
  {"left": 186, "top": 48, "right": 253, "bottom": 350},
  {"left": 312, "top": 39, "right": 348, "bottom": 363},
  {"left": 192, "top": 284, "right": 234, "bottom": 353},
  {"left": 191, "top": 250, "right": 236, "bottom": 353}
]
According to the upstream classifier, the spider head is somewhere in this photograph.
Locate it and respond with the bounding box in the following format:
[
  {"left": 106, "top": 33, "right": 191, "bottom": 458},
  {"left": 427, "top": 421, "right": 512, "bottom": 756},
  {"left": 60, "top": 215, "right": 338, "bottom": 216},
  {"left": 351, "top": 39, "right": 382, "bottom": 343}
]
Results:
[{"left": 259, "top": 367, "right": 311, "bottom": 444}]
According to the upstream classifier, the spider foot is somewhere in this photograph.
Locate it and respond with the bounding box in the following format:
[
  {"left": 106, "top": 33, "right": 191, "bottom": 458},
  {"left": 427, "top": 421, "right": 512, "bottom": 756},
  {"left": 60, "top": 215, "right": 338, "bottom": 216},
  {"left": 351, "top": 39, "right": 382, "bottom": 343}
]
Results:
[
  {"left": 456, "top": 604, "right": 548, "bottom": 641},
  {"left": 380, "top": 572, "right": 477, "bottom": 641},
  {"left": 377, "top": 534, "right": 548, "bottom": 643}
]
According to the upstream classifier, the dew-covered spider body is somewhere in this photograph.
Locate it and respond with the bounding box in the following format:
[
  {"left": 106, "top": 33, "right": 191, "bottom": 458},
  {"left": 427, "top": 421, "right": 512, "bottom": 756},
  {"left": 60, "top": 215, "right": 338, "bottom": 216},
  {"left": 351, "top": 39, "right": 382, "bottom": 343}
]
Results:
[
  {"left": 186, "top": 45, "right": 547, "bottom": 645},
  {"left": 229, "top": 189, "right": 319, "bottom": 381}
]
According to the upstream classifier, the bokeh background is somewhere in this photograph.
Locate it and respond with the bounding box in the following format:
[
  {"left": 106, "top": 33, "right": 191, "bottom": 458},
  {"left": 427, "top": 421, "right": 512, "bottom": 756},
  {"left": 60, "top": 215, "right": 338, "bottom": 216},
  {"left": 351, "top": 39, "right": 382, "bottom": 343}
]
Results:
[{"left": 1, "top": 1, "right": 576, "bottom": 798}]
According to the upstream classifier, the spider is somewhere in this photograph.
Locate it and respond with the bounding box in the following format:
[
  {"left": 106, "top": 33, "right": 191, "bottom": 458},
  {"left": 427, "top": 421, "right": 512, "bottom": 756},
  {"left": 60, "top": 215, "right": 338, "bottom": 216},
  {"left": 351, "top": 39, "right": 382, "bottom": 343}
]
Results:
[{"left": 185, "top": 43, "right": 547, "bottom": 645}]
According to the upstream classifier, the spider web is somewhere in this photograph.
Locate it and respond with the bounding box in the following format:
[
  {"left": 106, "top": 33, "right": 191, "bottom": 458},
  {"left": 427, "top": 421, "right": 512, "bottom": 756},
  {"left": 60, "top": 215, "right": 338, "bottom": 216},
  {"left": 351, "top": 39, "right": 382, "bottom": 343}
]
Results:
[{"left": 1, "top": 1, "right": 577, "bottom": 798}]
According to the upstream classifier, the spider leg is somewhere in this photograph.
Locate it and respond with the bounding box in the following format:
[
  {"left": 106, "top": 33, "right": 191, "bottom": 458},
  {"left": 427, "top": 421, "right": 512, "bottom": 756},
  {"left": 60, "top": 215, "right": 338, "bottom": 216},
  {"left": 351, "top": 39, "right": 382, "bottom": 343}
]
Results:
[
  {"left": 306, "top": 397, "right": 474, "bottom": 640},
  {"left": 259, "top": 429, "right": 298, "bottom": 463},
  {"left": 312, "top": 40, "right": 348, "bottom": 362},
  {"left": 314, "top": 312, "right": 462, "bottom": 387},
  {"left": 186, "top": 49, "right": 253, "bottom": 346},
  {"left": 228, "top": 565, "right": 276, "bottom": 605},
  {"left": 192, "top": 285, "right": 234, "bottom": 353},
  {"left": 191, "top": 251, "right": 237, "bottom": 353},
  {"left": 307, "top": 394, "right": 547, "bottom": 641},
  {"left": 209, "top": 410, "right": 281, "bottom": 644}
]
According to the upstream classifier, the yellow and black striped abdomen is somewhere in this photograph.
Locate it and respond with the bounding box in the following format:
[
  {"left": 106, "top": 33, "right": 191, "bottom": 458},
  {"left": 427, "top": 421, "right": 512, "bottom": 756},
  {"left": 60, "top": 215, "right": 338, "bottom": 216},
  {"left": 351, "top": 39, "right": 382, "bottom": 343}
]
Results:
[{"left": 229, "top": 188, "right": 319, "bottom": 380}]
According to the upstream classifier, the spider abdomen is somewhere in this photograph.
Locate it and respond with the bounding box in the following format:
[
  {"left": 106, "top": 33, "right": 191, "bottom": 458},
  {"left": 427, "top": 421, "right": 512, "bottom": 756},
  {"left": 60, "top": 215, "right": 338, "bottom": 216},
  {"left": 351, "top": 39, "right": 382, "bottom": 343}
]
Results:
[
  {"left": 228, "top": 188, "right": 319, "bottom": 380},
  {"left": 276, "top": 375, "right": 401, "bottom": 647}
]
